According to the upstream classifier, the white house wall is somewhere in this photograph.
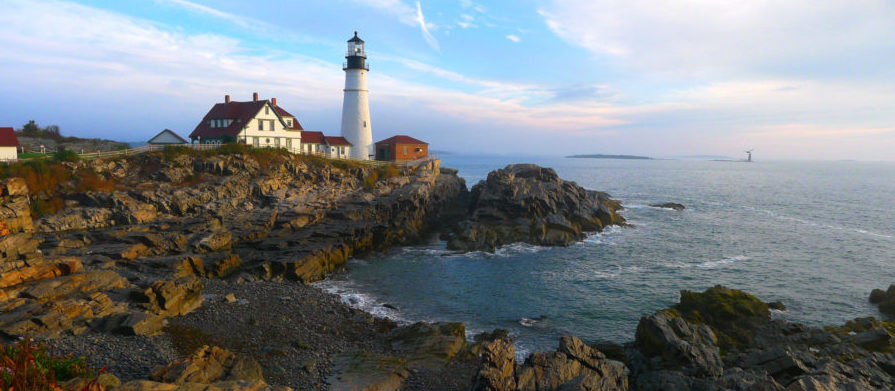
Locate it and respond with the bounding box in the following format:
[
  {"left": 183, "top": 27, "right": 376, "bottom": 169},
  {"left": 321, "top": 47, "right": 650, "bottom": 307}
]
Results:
[
  {"left": 238, "top": 102, "right": 302, "bottom": 152},
  {"left": 0, "top": 146, "right": 17, "bottom": 162}
]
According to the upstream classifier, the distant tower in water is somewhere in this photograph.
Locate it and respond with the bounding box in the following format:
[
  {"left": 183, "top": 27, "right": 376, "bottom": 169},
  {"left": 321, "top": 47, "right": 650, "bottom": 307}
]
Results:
[
  {"left": 745, "top": 149, "right": 754, "bottom": 162},
  {"left": 340, "top": 31, "right": 373, "bottom": 160}
]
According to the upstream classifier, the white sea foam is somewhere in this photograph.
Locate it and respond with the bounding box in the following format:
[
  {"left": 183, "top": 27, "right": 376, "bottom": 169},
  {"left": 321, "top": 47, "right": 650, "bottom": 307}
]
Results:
[
  {"left": 312, "top": 279, "right": 409, "bottom": 324},
  {"left": 697, "top": 255, "right": 750, "bottom": 269},
  {"left": 742, "top": 205, "right": 894, "bottom": 239}
]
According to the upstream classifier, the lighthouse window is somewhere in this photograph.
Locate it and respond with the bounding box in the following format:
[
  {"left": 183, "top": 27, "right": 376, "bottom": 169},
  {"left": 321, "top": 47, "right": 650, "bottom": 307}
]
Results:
[{"left": 363, "top": 121, "right": 367, "bottom": 128}]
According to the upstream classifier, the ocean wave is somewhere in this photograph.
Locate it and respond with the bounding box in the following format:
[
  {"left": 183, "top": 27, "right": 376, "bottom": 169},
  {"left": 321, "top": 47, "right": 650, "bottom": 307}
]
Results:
[
  {"left": 589, "top": 265, "right": 644, "bottom": 279},
  {"left": 697, "top": 255, "right": 750, "bottom": 269},
  {"left": 312, "top": 280, "right": 409, "bottom": 324},
  {"left": 659, "top": 255, "right": 749, "bottom": 269},
  {"left": 741, "top": 206, "right": 893, "bottom": 239}
]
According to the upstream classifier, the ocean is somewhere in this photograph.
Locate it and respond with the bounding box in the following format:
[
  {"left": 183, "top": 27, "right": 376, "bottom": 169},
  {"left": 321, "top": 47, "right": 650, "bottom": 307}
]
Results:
[{"left": 315, "top": 155, "right": 895, "bottom": 357}]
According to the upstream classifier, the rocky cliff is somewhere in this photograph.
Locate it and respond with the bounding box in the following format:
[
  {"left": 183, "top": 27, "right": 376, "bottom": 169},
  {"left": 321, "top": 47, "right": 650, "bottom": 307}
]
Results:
[
  {"left": 0, "top": 150, "right": 467, "bottom": 343},
  {"left": 470, "top": 285, "right": 895, "bottom": 391},
  {"left": 447, "top": 164, "right": 624, "bottom": 252}
]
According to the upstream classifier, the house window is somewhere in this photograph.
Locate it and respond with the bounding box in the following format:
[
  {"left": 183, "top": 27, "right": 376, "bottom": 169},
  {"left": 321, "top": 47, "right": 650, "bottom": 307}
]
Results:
[
  {"left": 286, "top": 139, "right": 292, "bottom": 148},
  {"left": 271, "top": 120, "right": 276, "bottom": 131},
  {"left": 287, "top": 119, "right": 292, "bottom": 127},
  {"left": 265, "top": 106, "right": 269, "bottom": 115},
  {"left": 253, "top": 137, "right": 259, "bottom": 146},
  {"left": 259, "top": 120, "right": 264, "bottom": 131},
  {"left": 403, "top": 146, "right": 408, "bottom": 154}
]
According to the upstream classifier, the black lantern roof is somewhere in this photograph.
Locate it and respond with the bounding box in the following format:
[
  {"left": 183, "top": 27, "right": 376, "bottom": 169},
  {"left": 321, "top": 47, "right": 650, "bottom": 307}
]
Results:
[{"left": 348, "top": 31, "right": 364, "bottom": 44}]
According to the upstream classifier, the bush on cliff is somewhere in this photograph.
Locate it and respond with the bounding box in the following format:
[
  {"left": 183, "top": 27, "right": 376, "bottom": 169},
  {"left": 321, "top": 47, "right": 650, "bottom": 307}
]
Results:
[
  {"left": 674, "top": 285, "right": 771, "bottom": 351},
  {"left": 0, "top": 337, "right": 100, "bottom": 391},
  {"left": 52, "top": 147, "right": 80, "bottom": 163}
]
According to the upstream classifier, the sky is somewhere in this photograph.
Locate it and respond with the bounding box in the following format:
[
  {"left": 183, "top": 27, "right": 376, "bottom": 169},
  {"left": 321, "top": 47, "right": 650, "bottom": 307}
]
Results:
[{"left": 0, "top": 0, "right": 894, "bottom": 160}]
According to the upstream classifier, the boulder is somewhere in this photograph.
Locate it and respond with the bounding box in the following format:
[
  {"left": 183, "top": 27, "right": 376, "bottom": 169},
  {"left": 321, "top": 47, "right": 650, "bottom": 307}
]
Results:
[
  {"left": 869, "top": 285, "right": 895, "bottom": 316},
  {"left": 386, "top": 322, "right": 467, "bottom": 366},
  {"left": 194, "top": 230, "right": 233, "bottom": 253},
  {"left": 116, "top": 311, "right": 166, "bottom": 336},
  {"left": 471, "top": 338, "right": 517, "bottom": 391},
  {"left": 22, "top": 270, "right": 129, "bottom": 301},
  {"left": 447, "top": 164, "right": 624, "bottom": 252},
  {"left": 142, "top": 275, "right": 204, "bottom": 316},
  {"left": 471, "top": 335, "right": 628, "bottom": 391},
  {"left": 152, "top": 345, "right": 264, "bottom": 384},
  {"left": 634, "top": 309, "right": 723, "bottom": 377},
  {"left": 0, "top": 259, "right": 82, "bottom": 288},
  {"left": 674, "top": 285, "right": 771, "bottom": 351}
]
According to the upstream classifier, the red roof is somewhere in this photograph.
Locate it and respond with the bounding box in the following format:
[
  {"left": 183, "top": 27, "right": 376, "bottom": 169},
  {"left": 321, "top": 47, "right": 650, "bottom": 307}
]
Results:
[
  {"left": 0, "top": 128, "right": 19, "bottom": 147},
  {"left": 302, "top": 131, "right": 325, "bottom": 144},
  {"left": 324, "top": 136, "right": 352, "bottom": 146},
  {"left": 274, "top": 106, "right": 304, "bottom": 130},
  {"left": 189, "top": 100, "right": 268, "bottom": 139},
  {"left": 375, "top": 135, "right": 428, "bottom": 145}
]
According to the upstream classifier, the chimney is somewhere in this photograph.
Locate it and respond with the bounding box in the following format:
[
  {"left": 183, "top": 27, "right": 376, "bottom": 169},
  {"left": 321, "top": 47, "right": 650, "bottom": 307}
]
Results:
[
  {"left": 224, "top": 95, "right": 230, "bottom": 104},
  {"left": 253, "top": 92, "right": 259, "bottom": 101},
  {"left": 271, "top": 97, "right": 277, "bottom": 107}
]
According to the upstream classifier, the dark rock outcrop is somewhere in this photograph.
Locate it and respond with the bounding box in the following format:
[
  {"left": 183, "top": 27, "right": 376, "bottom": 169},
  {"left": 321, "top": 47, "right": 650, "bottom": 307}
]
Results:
[
  {"left": 471, "top": 335, "right": 629, "bottom": 391},
  {"left": 870, "top": 285, "right": 895, "bottom": 316},
  {"left": 447, "top": 164, "right": 624, "bottom": 252},
  {"left": 649, "top": 202, "right": 685, "bottom": 211}
]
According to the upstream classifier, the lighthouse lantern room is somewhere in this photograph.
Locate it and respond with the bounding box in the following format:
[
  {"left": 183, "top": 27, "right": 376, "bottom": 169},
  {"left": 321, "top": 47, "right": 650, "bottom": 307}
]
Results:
[{"left": 340, "top": 32, "right": 374, "bottom": 160}]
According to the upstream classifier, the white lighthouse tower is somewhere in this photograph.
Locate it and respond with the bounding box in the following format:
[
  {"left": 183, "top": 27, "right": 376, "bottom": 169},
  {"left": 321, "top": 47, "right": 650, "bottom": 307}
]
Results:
[{"left": 340, "top": 31, "right": 373, "bottom": 160}]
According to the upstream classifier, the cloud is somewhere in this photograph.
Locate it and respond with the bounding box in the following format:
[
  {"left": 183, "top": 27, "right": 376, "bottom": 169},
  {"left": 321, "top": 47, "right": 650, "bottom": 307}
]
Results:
[
  {"left": 348, "top": 0, "right": 440, "bottom": 51},
  {"left": 153, "top": 0, "right": 312, "bottom": 42},
  {"left": 505, "top": 34, "right": 520, "bottom": 43},
  {"left": 415, "top": 2, "right": 440, "bottom": 52},
  {"left": 0, "top": 0, "right": 630, "bottom": 151},
  {"left": 539, "top": 0, "right": 895, "bottom": 78}
]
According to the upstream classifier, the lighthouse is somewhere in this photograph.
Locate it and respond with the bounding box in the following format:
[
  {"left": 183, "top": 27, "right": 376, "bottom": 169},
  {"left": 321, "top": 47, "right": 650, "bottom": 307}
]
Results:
[{"left": 340, "top": 31, "right": 373, "bottom": 160}]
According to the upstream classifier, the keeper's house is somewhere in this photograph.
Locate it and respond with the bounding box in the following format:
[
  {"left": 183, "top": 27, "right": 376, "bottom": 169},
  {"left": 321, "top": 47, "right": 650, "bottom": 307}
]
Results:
[
  {"left": 189, "top": 93, "right": 302, "bottom": 152},
  {"left": 0, "top": 128, "right": 19, "bottom": 162},
  {"left": 375, "top": 135, "right": 428, "bottom": 161}
]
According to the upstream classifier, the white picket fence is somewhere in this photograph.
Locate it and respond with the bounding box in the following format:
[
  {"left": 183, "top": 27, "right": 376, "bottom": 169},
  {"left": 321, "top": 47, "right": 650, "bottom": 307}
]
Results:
[{"left": 13, "top": 142, "right": 435, "bottom": 167}]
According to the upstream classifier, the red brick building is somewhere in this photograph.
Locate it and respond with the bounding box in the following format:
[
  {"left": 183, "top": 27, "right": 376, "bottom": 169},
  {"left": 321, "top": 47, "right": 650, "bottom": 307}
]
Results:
[{"left": 374, "top": 135, "right": 428, "bottom": 161}]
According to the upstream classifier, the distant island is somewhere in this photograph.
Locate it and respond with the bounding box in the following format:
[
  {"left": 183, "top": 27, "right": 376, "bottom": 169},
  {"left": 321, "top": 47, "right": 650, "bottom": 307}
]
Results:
[{"left": 565, "top": 154, "right": 653, "bottom": 160}]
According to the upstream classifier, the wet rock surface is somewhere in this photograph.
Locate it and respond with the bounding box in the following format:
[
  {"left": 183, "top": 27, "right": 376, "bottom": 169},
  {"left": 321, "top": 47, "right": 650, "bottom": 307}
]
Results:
[{"left": 447, "top": 164, "right": 625, "bottom": 252}]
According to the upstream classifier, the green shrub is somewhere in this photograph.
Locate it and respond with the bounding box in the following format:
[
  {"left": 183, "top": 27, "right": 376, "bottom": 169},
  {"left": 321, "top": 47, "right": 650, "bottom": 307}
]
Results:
[{"left": 52, "top": 147, "right": 79, "bottom": 163}]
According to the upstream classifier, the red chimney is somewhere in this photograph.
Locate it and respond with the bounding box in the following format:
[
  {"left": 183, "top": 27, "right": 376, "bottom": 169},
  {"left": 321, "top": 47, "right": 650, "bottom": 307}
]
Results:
[
  {"left": 224, "top": 95, "right": 230, "bottom": 103},
  {"left": 253, "top": 92, "right": 259, "bottom": 101},
  {"left": 271, "top": 97, "right": 277, "bottom": 107}
]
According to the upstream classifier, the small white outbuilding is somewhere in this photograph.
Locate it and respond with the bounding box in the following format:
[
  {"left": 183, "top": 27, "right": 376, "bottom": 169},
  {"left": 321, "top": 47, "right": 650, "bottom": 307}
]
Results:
[
  {"left": 148, "top": 129, "right": 189, "bottom": 145},
  {"left": 0, "top": 127, "right": 19, "bottom": 162}
]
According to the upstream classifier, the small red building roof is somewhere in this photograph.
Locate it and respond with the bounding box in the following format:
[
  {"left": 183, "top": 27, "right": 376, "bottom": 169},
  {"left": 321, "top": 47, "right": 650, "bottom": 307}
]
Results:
[
  {"left": 0, "top": 128, "right": 19, "bottom": 147},
  {"left": 324, "top": 136, "right": 352, "bottom": 146},
  {"left": 375, "top": 135, "right": 428, "bottom": 145},
  {"left": 302, "top": 131, "right": 325, "bottom": 144}
]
